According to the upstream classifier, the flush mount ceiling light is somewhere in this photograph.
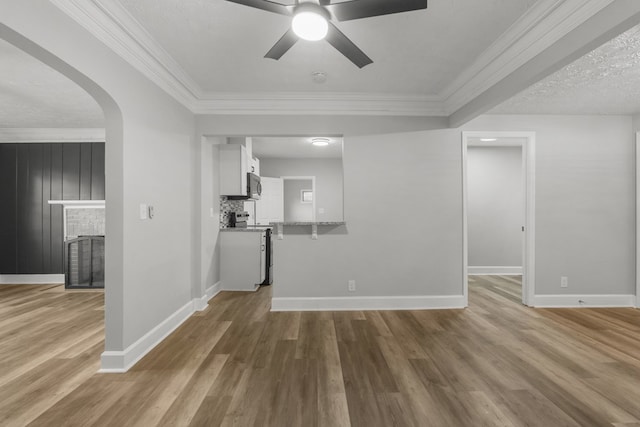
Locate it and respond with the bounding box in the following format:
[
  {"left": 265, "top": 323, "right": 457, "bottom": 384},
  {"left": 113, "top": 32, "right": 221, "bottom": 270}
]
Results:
[
  {"left": 226, "top": 0, "right": 428, "bottom": 68},
  {"left": 310, "top": 137, "right": 332, "bottom": 146},
  {"left": 480, "top": 138, "right": 498, "bottom": 142},
  {"left": 311, "top": 71, "right": 327, "bottom": 84},
  {"left": 292, "top": 3, "right": 329, "bottom": 41}
]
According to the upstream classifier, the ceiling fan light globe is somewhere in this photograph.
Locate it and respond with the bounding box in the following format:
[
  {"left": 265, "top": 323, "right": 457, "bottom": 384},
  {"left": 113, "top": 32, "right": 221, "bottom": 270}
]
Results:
[{"left": 292, "top": 11, "right": 328, "bottom": 41}]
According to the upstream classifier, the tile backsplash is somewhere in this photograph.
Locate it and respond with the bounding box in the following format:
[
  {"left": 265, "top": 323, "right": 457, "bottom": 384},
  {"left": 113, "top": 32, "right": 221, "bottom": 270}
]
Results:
[{"left": 219, "top": 197, "right": 245, "bottom": 228}]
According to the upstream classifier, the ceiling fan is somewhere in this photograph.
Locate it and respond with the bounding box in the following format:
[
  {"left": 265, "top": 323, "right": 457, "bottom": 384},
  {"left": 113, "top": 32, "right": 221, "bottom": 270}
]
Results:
[{"left": 226, "top": 0, "right": 428, "bottom": 68}]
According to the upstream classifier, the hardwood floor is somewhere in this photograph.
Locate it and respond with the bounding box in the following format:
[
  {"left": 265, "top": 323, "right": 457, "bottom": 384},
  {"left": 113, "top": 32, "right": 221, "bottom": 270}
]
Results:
[{"left": 1, "top": 277, "right": 639, "bottom": 426}]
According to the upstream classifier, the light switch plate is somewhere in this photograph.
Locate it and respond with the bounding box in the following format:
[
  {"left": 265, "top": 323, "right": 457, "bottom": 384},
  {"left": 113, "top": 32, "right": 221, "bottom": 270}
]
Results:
[{"left": 139, "top": 204, "right": 148, "bottom": 220}]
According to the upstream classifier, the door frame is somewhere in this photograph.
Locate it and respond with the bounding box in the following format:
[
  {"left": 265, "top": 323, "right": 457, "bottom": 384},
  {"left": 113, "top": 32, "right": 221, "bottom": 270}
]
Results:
[
  {"left": 280, "top": 176, "right": 317, "bottom": 222},
  {"left": 462, "top": 131, "right": 536, "bottom": 307},
  {"left": 636, "top": 132, "right": 640, "bottom": 308}
]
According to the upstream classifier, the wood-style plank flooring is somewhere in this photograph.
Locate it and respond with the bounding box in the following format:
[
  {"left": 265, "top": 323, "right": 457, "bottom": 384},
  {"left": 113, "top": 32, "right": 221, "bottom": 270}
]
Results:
[{"left": 1, "top": 277, "right": 639, "bottom": 426}]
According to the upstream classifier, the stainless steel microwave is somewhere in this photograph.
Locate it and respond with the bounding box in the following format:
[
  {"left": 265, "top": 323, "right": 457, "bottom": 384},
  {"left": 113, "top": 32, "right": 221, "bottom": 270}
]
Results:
[{"left": 229, "top": 172, "right": 261, "bottom": 200}]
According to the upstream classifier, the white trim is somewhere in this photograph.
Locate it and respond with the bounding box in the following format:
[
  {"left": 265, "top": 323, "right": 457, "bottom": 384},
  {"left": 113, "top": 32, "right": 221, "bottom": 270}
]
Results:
[
  {"left": 0, "top": 128, "right": 105, "bottom": 143},
  {"left": 468, "top": 266, "right": 523, "bottom": 276},
  {"left": 636, "top": 132, "right": 640, "bottom": 309},
  {"left": 100, "top": 280, "right": 224, "bottom": 372},
  {"left": 221, "top": 285, "right": 260, "bottom": 292},
  {"left": 462, "top": 138, "right": 469, "bottom": 307},
  {"left": 49, "top": 0, "right": 614, "bottom": 117},
  {"left": 0, "top": 274, "right": 65, "bottom": 284},
  {"left": 271, "top": 295, "right": 465, "bottom": 312},
  {"left": 194, "top": 93, "right": 446, "bottom": 116},
  {"left": 99, "top": 299, "right": 194, "bottom": 373},
  {"left": 532, "top": 294, "right": 635, "bottom": 308},
  {"left": 50, "top": 0, "right": 199, "bottom": 110},
  {"left": 462, "top": 131, "right": 536, "bottom": 307},
  {"left": 442, "top": 0, "right": 615, "bottom": 114},
  {"left": 193, "top": 281, "right": 221, "bottom": 312}
]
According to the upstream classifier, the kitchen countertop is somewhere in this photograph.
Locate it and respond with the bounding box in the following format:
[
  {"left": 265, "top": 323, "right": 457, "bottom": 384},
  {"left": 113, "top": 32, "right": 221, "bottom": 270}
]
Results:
[
  {"left": 269, "top": 221, "right": 346, "bottom": 226},
  {"left": 220, "top": 227, "right": 272, "bottom": 232}
]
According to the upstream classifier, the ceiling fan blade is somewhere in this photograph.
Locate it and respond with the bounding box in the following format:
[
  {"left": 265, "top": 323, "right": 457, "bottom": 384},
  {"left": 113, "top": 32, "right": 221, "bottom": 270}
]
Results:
[
  {"left": 265, "top": 28, "right": 299, "bottom": 60},
  {"left": 226, "top": 0, "right": 292, "bottom": 16},
  {"left": 325, "top": 22, "right": 372, "bottom": 68},
  {"left": 327, "top": 0, "right": 427, "bottom": 21}
]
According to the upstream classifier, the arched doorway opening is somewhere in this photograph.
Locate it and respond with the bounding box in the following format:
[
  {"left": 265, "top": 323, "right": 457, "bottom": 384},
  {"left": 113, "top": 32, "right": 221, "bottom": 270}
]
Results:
[{"left": 0, "top": 21, "right": 124, "bottom": 378}]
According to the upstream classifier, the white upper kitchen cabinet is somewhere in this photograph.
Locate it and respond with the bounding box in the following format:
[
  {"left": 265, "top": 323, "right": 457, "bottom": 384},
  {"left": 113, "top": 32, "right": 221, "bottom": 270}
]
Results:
[
  {"left": 219, "top": 144, "right": 248, "bottom": 196},
  {"left": 249, "top": 156, "right": 260, "bottom": 176}
]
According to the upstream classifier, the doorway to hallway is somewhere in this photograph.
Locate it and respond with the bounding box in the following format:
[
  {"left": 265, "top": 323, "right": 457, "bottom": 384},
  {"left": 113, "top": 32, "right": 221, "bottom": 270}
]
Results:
[{"left": 462, "top": 132, "right": 536, "bottom": 307}]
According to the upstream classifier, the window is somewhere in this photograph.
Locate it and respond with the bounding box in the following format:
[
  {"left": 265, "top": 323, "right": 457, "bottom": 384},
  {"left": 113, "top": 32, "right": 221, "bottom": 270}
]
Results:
[{"left": 301, "top": 190, "right": 313, "bottom": 203}]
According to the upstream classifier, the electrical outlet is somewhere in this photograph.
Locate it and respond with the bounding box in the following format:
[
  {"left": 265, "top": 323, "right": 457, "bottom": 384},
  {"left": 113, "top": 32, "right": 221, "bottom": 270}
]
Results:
[
  {"left": 560, "top": 276, "right": 568, "bottom": 288},
  {"left": 210, "top": 207, "right": 215, "bottom": 218},
  {"left": 348, "top": 280, "right": 356, "bottom": 292}
]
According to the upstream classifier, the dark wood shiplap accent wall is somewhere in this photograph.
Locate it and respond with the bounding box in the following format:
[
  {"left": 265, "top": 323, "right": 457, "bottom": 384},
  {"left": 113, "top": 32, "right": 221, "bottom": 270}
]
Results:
[{"left": 0, "top": 143, "right": 105, "bottom": 274}]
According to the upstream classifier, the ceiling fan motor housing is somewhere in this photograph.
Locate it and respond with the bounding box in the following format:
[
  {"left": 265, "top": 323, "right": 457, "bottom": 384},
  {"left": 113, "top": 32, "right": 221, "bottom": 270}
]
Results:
[{"left": 226, "top": 0, "right": 428, "bottom": 67}]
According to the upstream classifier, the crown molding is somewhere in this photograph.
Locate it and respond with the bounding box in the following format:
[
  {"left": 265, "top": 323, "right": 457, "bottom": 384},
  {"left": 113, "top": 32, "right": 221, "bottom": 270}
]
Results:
[
  {"left": 50, "top": 0, "right": 200, "bottom": 110},
  {"left": 193, "top": 92, "right": 446, "bottom": 116},
  {"left": 0, "top": 128, "right": 105, "bottom": 143},
  {"left": 49, "top": 0, "right": 445, "bottom": 116},
  {"left": 441, "top": 0, "right": 616, "bottom": 114},
  {"left": 50, "top": 0, "right": 612, "bottom": 119}
]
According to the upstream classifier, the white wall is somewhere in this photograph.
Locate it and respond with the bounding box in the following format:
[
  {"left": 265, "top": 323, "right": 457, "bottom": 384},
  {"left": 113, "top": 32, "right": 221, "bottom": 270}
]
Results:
[
  {"left": 283, "top": 179, "right": 314, "bottom": 222},
  {"left": 198, "top": 114, "right": 634, "bottom": 302},
  {"left": 469, "top": 115, "right": 635, "bottom": 296},
  {"left": 2, "top": 4, "right": 198, "bottom": 358},
  {"left": 199, "top": 137, "right": 223, "bottom": 300},
  {"left": 261, "top": 158, "right": 344, "bottom": 222},
  {"left": 632, "top": 114, "right": 640, "bottom": 132},
  {"left": 467, "top": 146, "right": 523, "bottom": 268},
  {"left": 6, "top": 2, "right": 635, "bottom": 374},
  {"left": 273, "top": 130, "right": 465, "bottom": 299}
]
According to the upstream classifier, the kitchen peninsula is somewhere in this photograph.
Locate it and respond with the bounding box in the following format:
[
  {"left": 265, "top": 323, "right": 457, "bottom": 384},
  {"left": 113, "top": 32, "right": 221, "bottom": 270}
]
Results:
[{"left": 270, "top": 221, "right": 346, "bottom": 240}]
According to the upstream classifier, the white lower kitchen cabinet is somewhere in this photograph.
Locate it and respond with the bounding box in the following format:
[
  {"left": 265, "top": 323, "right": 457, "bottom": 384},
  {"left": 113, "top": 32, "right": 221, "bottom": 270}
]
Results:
[{"left": 220, "top": 230, "right": 266, "bottom": 291}]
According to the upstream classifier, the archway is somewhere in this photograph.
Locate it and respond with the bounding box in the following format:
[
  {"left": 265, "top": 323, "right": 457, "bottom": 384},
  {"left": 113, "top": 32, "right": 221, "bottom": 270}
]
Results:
[{"left": 0, "top": 22, "right": 125, "bottom": 362}]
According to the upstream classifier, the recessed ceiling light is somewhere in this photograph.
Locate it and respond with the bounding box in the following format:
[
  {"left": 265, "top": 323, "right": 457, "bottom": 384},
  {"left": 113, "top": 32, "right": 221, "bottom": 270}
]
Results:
[
  {"left": 292, "top": 4, "right": 329, "bottom": 41},
  {"left": 310, "top": 137, "right": 331, "bottom": 146},
  {"left": 480, "top": 138, "right": 498, "bottom": 142}
]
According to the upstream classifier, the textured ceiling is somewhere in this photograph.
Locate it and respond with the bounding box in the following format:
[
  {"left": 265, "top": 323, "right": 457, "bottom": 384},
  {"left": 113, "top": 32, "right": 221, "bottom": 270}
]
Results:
[
  {"left": 491, "top": 24, "right": 640, "bottom": 115},
  {"left": 0, "top": 39, "right": 104, "bottom": 128},
  {"left": 117, "top": 0, "right": 538, "bottom": 95},
  {"left": 252, "top": 136, "right": 343, "bottom": 159},
  {"left": 3, "top": 1, "right": 640, "bottom": 129}
]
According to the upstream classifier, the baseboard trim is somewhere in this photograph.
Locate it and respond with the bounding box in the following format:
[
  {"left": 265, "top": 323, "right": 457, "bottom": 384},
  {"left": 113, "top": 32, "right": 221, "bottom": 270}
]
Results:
[
  {"left": 271, "top": 295, "right": 466, "bottom": 312},
  {"left": 99, "top": 299, "right": 194, "bottom": 373},
  {"left": 467, "top": 266, "right": 522, "bottom": 275},
  {"left": 193, "top": 281, "right": 221, "bottom": 312},
  {"left": 0, "top": 274, "right": 65, "bottom": 284},
  {"left": 532, "top": 294, "right": 635, "bottom": 308}
]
